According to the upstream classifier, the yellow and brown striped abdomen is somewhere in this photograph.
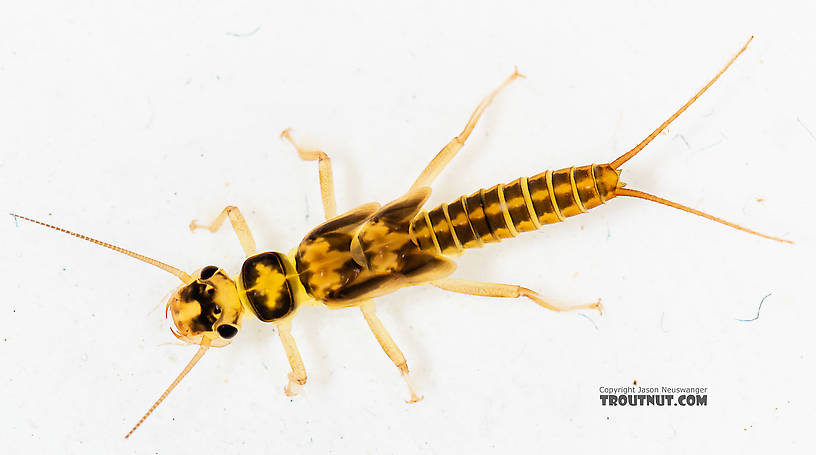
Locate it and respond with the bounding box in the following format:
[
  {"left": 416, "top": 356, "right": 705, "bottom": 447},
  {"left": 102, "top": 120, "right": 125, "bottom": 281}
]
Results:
[{"left": 409, "top": 163, "right": 621, "bottom": 255}]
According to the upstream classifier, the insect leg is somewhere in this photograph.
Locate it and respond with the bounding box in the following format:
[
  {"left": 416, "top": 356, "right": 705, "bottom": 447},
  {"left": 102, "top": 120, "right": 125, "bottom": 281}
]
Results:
[
  {"left": 276, "top": 320, "right": 308, "bottom": 396},
  {"left": 432, "top": 278, "right": 603, "bottom": 314},
  {"left": 410, "top": 68, "right": 525, "bottom": 191},
  {"left": 189, "top": 205, "right": 258, "bottom": 257},
  {"left": 281, "top": 128, "right": 337, "bottom": 219},
  {"left": 359, "top": 301, "right": 423, "bottom": 403}
]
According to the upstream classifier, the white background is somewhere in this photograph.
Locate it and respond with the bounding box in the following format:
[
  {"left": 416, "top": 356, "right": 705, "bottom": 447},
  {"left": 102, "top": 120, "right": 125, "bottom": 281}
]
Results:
[{"left": 1, "top": 1, "right": 815, "bottom": 453}]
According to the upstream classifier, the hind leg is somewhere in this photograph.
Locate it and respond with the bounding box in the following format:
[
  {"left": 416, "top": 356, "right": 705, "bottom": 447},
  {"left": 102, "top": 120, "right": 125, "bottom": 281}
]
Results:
[
  {"left": 410, "top": 68, "right": 524, "bottom": 191},
  {"left": 432, "top": 278, "right": 603, "bottom": 314}
]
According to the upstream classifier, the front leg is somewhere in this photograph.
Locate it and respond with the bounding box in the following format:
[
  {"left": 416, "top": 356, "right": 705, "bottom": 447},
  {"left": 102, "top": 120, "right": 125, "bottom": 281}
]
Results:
[
  {"left": 189, "top": 205, "right": 258, "bottom": 257},
  {"left": 276, "top": 320, "right": 308, "bottom": 396}
]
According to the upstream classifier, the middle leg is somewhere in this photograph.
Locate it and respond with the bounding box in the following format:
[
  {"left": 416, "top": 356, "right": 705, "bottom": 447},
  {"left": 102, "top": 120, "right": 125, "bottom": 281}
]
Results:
[
  {"left": 281, "top": 128, "right": 337, "bottom": 220},
  {"left": 359, "top": 300, "right": 423, "bottom": 403}
]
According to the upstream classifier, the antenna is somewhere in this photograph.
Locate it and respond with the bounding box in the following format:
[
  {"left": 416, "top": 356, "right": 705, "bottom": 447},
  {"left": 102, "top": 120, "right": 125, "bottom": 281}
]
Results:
[
  {"left": 10, "top": 213, "right": 192, "bottom": 282},
  {"left": 125, "top": 339, "right": 211, "bottom": 438}
]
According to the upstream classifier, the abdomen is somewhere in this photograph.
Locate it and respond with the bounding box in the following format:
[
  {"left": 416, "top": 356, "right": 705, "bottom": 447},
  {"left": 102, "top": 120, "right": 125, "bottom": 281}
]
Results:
[{"left": 409, "top": 164, "right": 621, "bottom": 255}]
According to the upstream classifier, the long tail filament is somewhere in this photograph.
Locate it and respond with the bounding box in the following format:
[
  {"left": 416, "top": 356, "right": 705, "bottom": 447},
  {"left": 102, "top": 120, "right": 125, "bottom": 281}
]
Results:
[
  {"left": 610, "top": 36, "right": 753, "bottom": 169},
  {"left": 604, "top": 36, "right": 791, "bottom": 244},
  {"left": 616, "top": 188, "right": 792, "bottom": 244}
]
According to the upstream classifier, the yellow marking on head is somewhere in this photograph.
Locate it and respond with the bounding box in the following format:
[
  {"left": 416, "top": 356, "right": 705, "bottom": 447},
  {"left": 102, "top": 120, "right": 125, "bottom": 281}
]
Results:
[{"left": 174, "top": 299, "right": 203, "bottom": 324}]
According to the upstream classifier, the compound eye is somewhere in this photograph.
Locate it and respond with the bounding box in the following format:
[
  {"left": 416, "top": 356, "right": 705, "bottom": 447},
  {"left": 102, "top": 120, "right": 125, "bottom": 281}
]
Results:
[
  {"left": 217, "top": 324, "right": 238, "bottom": 339},
  {"left": 200, "top": 266, "right": 219, "bottom": 280}
]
